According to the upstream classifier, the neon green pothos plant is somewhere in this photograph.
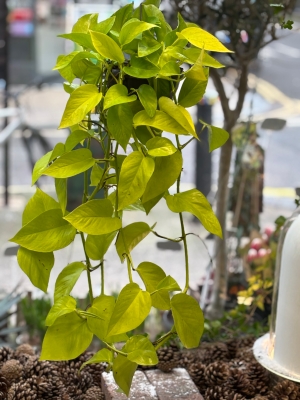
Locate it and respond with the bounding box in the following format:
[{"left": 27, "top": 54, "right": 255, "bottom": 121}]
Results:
[{"left": 10, "top": 0, "right": 230, "bottom": 395}]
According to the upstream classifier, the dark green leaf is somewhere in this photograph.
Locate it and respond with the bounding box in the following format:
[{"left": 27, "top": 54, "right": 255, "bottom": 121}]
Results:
[{"left": 107, "top": 103, "right": 134, "bottom": 151}]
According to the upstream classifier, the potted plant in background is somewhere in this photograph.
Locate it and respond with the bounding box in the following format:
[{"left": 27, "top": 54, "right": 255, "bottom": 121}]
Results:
[{"left": 9, "top": 0, "right": 230, "bottom": 396}]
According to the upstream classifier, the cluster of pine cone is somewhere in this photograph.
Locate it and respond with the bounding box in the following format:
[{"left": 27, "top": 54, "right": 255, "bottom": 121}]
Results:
[
  {"left": 0, "top": 339, "right": 299, "bottom": 399},
  {"left": 155, "top": 337, "right": 300, "bottom": 400},
  {"left": 0, "top": 344, "right": 105, "bottom": 399}
]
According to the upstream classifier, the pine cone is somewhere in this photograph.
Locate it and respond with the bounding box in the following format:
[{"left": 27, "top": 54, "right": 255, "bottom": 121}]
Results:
[
  {"left": 0, "top": 359, "right": 23, "bottom": 383},
  {"left": 205, "top": 386, "right": 245, "bottom": 399},
  {"left": 273, "top": 380, "right": 300, "bottom": 400},
  {"left": 236, "top": 345, "right": 255, "bottom": 363},
  {"left": 24, "top": 357, "right": 59, "bottom": 379},
  {"left": 8, "top": 381, "right": 37, "bottom": 400},
  {"left": 247, "top": 362, "right": 270, "bottom": 395},
  {"left": 186, "top": 361, "right": 207, "bottom": 392},
  {"left": 238, "top": 336, "right": 255, "bottom": 349},
  {"left": 0, "top": 347, "right": 13, "bottom": 366},
  {"left": 226, "top": 369, "right": 256, "bottom": 397},
  {"left": 226, "top": 338, "right": 239, "bottom": 359},
  {"left": 200, "top": 342, "right": 230, "bottom": 364},
  {"left": 14, "top": 344, "right": 35, "bottom": 358},
  {"left": 205, "top": 361, "right": 230, "bottom": 387},
  {"left": 178, "top": 349, "right": 197, "bottom": 368},
  {"left": 229, "top": 359, "right": 248, "bottom": 371},
  {"left": 157, "top": 346, "right": 178, "bottom": 372},
  {"left": 84, "top": 386, "right": 105, "bottom": 400},
  {"left": 0, "top": 373, "right": 8, "bottom": 399},
  {"left": 84, "top": 363, "right": 106, "bottom": 386}
]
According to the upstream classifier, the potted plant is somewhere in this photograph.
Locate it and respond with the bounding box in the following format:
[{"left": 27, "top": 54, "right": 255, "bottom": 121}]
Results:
[{"left": 10, "top": 0, "right": 230, "bottom": 395}]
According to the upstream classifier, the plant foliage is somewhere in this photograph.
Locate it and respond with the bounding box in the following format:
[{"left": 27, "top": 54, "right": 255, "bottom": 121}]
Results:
[{"left": 10, "top": 0, "right": 230, "bottom": 395}]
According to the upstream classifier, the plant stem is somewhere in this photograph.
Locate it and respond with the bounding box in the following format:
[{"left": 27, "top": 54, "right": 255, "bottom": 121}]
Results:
[
  {"left": 175, "top": 135, "right": 189, "bottom": 294},
  {"left": 114, "top": 142, "right": 119, "bottom": 214},
  {"left": 101, "top": 262, "right": 104, "bottom": 295},
  {"left": 152, "top": 230, "right": 182, "bottom": 242},
  {"left": 153, "top": 327, "right": 176, "bottom": 350},
  {"left": 126, "top": 255, "right": 133, "bottom": 283},
  {"left": 80, "top": 232, "right": 94, "bottom": 303},
  {"left": 104, "top": 342, "right": 127, "bottom": 357}
]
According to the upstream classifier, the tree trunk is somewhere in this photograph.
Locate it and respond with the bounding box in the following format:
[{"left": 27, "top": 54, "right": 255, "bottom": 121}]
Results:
[{"left": 206, "top": 134, "right": 233, "bottom": 318}]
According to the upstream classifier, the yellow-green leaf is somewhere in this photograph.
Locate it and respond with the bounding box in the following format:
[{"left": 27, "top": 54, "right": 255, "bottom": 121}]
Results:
[
  {"left": 142, "top": 151, "right": 182, "bottom": 203},
  {"left": 40, "top": 312, "right": 93, "bottom": 360},
  {"left": 17, "top": 247, "right": 54, "bottom": 293},
  {"left": 178, "top": 27, "right": 232, "bottom": 53},
  {"left": 107, "top": 103, "right": 134, "bottom": 151},
  {"left": 171, "top": 293, "right": 204, "bottom": 348},
  {"left": 206, "top": 124, "right": 229, "bottom": 152},
  {"left": 22, "top": 188, "right": 60, "bottom": 226},
  {"left": 64, "top": 199, "right": 121, "bottom": 235},
  {"left": 90, "top": 30, "right": 125, "bottom": 63},
  {"left": 86, "top": 295, "right": 128, "bottom": 343},
  {"left": 59, "top": 84, "right": 102, "bottom": 129},
  {"left": 123, "top": 335, "right": 158, "bottom": 365},
  {"left": 45, "top": 296, "right": 77, "bottom": 326},
  {"left": 165, "top": 189, "right": 222, "bottom": 238},
  {"left": 113, "top": 354, "right": 137, "bottom": 396},
  {"left": 103, "top": 84, "right": 136, "bottom": 110},
  {"left": 43, "top": 149, "right": 95, "bottom": 178},
  {"left": 107, "top": 283, "right": 151, "bottom": 336},
  {"left": 55, "top": 178, "right": 67, "bottom": 215},
  {"left": 178, "top": 76, "right": 208, "bottom": 108},
  {"left": 136, "top": 84, "right": 157, "bottom": 118},
  {"left": 10, "top": 209, "right": 76, "bottom": 253},
  {"left": 116, "top": 222, "right": 152, "bottom": 262},
  {"left": 85, "top": 232, "right": 117, "bottom": 260},
  {"left": 137, "top": 262, "right": 170, "bottom": 310},
  {"left": 118, "top": 152, "right": 155, "bottom": 210},
  {"left": 159, "top": 97, "right": 197, "bottom": 138},
  {"left": 54, "top": 262, "right": 86, "bottom": 302},
  {"left": 146, "top": 137, "right": 177, "bottom": 157},
  {"left": 32, "top": 151, "right": 52, "bottom": 185},
  {"left": 81, "top": 348, "right": 113, "bottom": 371},
  {"left": 119, "top": 19, "right": 157, "bottom": 46},
  {"left": 65, "top": 130, "right": 89, "bottom": 152}
]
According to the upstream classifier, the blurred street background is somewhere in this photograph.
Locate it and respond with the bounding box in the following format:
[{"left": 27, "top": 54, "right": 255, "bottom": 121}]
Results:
[{"left": 0, "top": 0, "right": 300, "bottom": 301}]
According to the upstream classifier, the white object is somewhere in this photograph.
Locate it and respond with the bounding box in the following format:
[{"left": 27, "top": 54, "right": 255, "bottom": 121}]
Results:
[{"left": 273, "top": 214, "right": 300, "bottom": 376}]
